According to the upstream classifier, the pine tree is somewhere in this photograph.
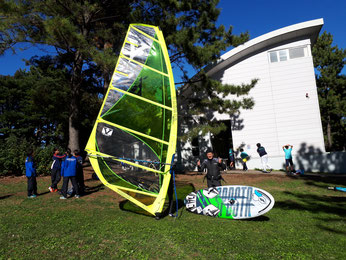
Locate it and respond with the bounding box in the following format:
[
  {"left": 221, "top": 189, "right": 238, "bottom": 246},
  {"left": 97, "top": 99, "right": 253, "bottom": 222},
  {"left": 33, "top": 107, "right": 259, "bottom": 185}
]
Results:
[
  {"left": 312, "top": 31, "right": 346, "bottom": 151},
  {"left": 312, "top": 32, "right": 346, "bottom": 151}
]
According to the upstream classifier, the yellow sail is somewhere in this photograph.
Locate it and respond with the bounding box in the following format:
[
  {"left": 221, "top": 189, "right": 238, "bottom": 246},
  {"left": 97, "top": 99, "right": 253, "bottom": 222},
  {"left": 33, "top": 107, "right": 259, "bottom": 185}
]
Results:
[{"left": 85, "top": 24, "right": 177, "bottom": 216}]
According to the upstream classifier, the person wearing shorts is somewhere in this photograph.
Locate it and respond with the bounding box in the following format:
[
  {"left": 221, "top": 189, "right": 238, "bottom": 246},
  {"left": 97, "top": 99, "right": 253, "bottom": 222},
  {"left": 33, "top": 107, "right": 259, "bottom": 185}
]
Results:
[{"left": 283, "top": 144, "right": 294, "bottom": 173}]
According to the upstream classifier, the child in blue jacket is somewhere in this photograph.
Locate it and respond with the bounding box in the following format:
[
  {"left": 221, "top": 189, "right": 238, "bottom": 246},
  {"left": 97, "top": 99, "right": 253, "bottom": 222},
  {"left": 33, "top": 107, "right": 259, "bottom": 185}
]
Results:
[
  {"left": 60, "top": 148, "right": 80, "bottom": 199},
  {"left": 25, "top": 150, "right": 37, "bottom": 198}
]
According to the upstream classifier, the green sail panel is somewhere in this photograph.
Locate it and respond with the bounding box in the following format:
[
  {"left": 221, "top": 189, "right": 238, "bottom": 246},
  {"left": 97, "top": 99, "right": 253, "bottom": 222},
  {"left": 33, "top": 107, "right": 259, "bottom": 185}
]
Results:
[{"left": 101, "top": 90, "right": 172, "bottom": 142}]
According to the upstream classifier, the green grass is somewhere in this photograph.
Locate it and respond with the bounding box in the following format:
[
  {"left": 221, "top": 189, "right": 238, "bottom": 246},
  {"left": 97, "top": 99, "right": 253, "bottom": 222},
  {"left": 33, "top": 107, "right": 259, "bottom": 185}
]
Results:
[{"left": 1, "top": 173, "right": 346, "bottom": 259}]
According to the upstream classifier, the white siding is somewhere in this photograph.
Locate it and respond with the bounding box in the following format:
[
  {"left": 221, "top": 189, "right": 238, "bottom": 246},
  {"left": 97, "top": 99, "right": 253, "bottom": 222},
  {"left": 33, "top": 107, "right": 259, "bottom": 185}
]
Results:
[{"left": 213, "top": 38, "right": 325, "bottom": 158}]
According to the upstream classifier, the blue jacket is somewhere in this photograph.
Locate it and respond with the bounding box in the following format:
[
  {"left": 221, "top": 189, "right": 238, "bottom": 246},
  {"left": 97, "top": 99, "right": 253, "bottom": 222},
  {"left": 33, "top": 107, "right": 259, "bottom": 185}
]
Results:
[
  {"left": 61, "top": 155, "right": 77, "bottom": 177},
  {"left": 25, "top": 156, "right": 36, "bottom": 177}
]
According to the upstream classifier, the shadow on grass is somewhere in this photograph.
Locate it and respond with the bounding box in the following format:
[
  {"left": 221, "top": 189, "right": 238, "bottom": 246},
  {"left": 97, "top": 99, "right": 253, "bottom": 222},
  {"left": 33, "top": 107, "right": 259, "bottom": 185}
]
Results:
[
  {"left": 277, "top": 191, "right": 346, "bottom": 214},
  {"left": 316, "top": 224, "right": 346, "bottom": 235},
  {"left": 275, "top": 190, "right": 346, "bottom": 233},
  {"left": 289, "top": 174, "right": 346, "bottom": 188},
  {"left": 0, "top": 194, "right": 12, "bottom": 200},
  {"left": 242, "top": 215, "right": 270, "bottom": 222},
  {"left": 83, "top": 184, "right": 105, "bottom": 196},
  {"left": 38, "top": 191, "right": 50, "bottom": 196},
  {"left": 119, "top": 182, "right": 196, "bottom": 219},
  {"left": 313, "top": 217, "right": 346, "bottom": 235}
]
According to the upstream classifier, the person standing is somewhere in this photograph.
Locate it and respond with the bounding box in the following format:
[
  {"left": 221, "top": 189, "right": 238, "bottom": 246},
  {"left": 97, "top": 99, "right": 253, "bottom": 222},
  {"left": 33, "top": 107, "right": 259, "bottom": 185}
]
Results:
[
  {"left": 60, "top": 149, "right": 80, "bottom": 199},
  {"left": 282, "top": 144, "right": 294, "bottom": 174},
  {"left": 49, "top": 148, "right": 66, "bottom": 192},
  {"left": 256, "top": 143, "right": 272, "bottom": 173},
  {"left": 25, "top": 150, "right": 37, "bottom": 198},
  {"left": 229, "top": 148, "right": 235, "bottom": 170},
  {"left": 239, "top": 149, "right": 249, "bottom": 171},
  {"left": 197, "top": 149, "right": 226, "bottom": 188}
]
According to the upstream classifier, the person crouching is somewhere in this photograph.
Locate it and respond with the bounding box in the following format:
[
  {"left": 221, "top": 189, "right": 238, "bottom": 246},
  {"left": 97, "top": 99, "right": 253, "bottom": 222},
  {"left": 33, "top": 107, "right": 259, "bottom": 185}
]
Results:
[{"left": 60, "top": 148, "right": 80, "bottom": 199}]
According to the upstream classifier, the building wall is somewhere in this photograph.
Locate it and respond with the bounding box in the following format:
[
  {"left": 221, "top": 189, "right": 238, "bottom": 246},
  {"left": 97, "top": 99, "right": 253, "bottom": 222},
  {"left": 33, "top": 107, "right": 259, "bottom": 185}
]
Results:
[
  {"left": 239, "top": 151, "right": 346, "bottom": 174},
  {"left": 212, "top": 38, "right": 325, "bottom": 161}
]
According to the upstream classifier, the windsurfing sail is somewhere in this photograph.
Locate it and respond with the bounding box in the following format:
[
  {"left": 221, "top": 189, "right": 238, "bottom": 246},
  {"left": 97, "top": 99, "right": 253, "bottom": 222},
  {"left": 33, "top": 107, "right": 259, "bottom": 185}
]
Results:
[{"left": 85, "top": 24, "right": 177, "bottom": 216}]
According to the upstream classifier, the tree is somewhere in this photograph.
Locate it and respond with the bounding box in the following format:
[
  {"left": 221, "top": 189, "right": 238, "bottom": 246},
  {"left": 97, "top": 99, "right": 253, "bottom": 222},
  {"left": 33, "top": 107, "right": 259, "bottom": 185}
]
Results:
[
  {"left": 0, "top": 56, "right": 71, "bottom": 144},
  {"left": 1, "top": 0, "right": 131, "bottom": 151},
  {"left": 312, "top": 31, "right": 346, "bottom": 151},
  {"left": 1, "top": 0, "right": 252, "bottom": 151},
  {"left": 0, "top": 55, "right": 101, "bottom": 175}
]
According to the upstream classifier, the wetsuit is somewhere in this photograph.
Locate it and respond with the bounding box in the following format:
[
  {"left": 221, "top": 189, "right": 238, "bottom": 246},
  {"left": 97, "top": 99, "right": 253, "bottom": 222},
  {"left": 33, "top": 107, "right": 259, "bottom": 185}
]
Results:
[{"left": 198, "top": 158, "right": 226, "bottom": 188}]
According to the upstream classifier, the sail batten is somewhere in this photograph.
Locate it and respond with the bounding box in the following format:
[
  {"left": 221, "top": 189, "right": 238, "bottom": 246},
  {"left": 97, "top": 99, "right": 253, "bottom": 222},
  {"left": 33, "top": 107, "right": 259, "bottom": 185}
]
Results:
[
  {"left": 109, "top": 86, "right": 173, "bottom": 110},
  {"left": 130, "top": 25, "right": 160, "bottom": 43},
  {"left": 85, "top": 23, "right": 177, "bottom": 216},
  {"left": 87, "top": 150, "right": 166, "bottom": 175},
  {"left": 119, "top": 54, "right": 170, "bottom": 77},
  {"left": 114, "top": 70, "right": 128, "bottom": 77},
  {"left": 96, "top": 118, "right": 170, "bottom": 145}
]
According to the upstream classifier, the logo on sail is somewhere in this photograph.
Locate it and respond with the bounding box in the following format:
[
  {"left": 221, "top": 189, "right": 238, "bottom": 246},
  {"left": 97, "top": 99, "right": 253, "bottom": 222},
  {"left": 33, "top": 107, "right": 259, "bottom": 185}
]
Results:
[{"left": 102, "top": 127, "right": 113, "bottom": 137}]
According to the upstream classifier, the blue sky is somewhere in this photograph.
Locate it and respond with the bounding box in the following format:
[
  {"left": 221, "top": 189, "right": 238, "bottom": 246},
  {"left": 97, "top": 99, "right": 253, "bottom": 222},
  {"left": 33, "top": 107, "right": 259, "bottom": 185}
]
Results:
[{"left": 1, "top": 0, "right": 345, "bottom": 78}]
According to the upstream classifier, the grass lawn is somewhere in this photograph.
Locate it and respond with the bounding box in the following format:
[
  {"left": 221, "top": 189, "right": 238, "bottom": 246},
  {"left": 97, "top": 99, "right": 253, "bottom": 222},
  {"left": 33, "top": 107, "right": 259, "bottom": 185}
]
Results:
[{"left": 1, "top": 169, "right": 345, "bottom": 259}]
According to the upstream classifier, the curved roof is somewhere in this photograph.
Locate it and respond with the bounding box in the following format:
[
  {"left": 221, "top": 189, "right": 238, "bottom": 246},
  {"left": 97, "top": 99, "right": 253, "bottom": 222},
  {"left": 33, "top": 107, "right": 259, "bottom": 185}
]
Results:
[{"left": 206, "top": 18, "right": 324, "bottom": 76}]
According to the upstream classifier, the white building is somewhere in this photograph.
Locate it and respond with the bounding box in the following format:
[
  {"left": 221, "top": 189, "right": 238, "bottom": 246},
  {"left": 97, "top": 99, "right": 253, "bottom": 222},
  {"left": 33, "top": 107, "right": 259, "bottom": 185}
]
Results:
[{"left": 177, "top": 19, "right": 346, "bottom": 173}]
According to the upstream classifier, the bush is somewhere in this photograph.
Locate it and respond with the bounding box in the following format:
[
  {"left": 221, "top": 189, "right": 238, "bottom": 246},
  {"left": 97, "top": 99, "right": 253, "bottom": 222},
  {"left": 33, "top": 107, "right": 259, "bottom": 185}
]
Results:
[
  {"left": 34, "top": 144, "right": 57, "bottom": 176},
  {"left": 0, "top": 135, "right": 62, "bottom": 176},
  {"left": 0, "top": 135, "right": 31, "bottom": 175}
]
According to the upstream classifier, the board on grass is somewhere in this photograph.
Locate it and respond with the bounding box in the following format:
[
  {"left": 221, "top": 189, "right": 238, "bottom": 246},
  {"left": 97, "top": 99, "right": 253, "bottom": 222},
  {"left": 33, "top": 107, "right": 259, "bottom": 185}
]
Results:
[
  {"left": 328, "top": 186, "right": 346, "bottom": 192},
  {"left": 185, "top": 185, "right": 275, "bottom": 219}
]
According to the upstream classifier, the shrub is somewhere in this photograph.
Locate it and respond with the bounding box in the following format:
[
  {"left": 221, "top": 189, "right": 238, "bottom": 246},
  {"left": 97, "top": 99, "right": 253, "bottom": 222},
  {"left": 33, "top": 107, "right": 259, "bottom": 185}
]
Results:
[{"left": 0, "top": 135, "right": 63, "bottom": 176}]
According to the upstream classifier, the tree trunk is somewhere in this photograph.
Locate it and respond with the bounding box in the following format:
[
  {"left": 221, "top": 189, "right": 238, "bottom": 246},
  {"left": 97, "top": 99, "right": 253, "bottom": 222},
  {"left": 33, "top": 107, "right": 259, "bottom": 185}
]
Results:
[{"left": 68, "top": 50, "right": 83, "bottom": 152}]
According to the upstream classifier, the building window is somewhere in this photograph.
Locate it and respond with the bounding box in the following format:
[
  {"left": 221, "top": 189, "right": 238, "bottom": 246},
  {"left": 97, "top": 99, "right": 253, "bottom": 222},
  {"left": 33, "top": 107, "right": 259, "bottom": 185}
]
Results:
[
  {"left": 269, "top": 52, "right": 278, "bottom": 63},
  {"left": 289, "top": 47, "right": 305, "bottom": 59},
  {"left": 279, "top": 50, "right": 288, "bottom": 61},
  {"left": 269, "top": 46, "right": 307, "bottom": 63}
]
